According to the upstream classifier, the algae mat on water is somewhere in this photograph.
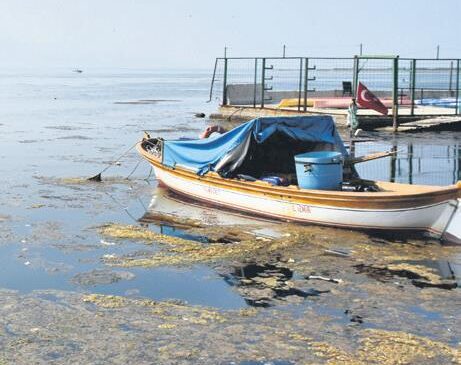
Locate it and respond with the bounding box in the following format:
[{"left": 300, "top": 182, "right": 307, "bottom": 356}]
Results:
[
  {"left": 80, "top": 293, "right": 460, "bottom": 364},
  {"left": 98, "top": 223, "right": 306, "bottom": 267},
  {"left": 1, "top": 289, "right": 458, "bottom": 364}
]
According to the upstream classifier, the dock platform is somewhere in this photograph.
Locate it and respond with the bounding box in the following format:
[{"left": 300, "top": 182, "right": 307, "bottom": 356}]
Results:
[
  {"left": 210, "top": 105, "right": 461, "bottom": 131},
  {"left": 376, "top": 116, "right": 461, "bottom": 132}
]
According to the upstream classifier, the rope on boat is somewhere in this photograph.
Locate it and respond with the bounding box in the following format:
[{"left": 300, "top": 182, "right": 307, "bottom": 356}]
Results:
[
  {"left": 103, "top": 191, "right": 138, "bottom": 223},
  {"left": 226, "top": 107, "right": 244, "bottom": 121},
  {"left": 144, "top": 166, "right": 154, "bottom": 181},
  {"left": 125, "top": 160, "right": 141, "bottom": 180},
  {"left": 126, "top": 160, "right": 157, "bottom": 182},
  {"left": 88, "top": 142, "right": 138, "bottom": 182}
]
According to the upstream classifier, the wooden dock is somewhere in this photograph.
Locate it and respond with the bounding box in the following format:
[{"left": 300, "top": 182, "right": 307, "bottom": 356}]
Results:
[
  {"left": 377, "top": 116, "right": 461, "bottom": 132},
  {"left": 211, "top": 105, "right": 461, "bottom": 132}
]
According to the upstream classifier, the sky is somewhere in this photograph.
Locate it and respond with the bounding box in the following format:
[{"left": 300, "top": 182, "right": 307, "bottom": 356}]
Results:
[{"left": 0, "top": 0, "right": 460, "bottom": 69}]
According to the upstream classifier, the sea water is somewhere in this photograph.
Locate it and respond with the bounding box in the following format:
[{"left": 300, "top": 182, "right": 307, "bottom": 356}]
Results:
[{"left": 0, "top": 68, "right": 460, "bottom": 310}]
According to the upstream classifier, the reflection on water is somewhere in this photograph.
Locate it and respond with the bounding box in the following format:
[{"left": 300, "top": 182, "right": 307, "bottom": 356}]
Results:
[
  {"left": 158, "top": 224, "right": 209, "bottom": 243},
  {"left": 0, "top": 238, "right": 247, "bottom": 309},
  {"left": 354, "top": 261, "right": 458, "bottom": 290},
  {"left": 145, "top": 186, "right": 279, "bottom": 227},
  {"left": 403, "top": 259, "right": 460, "bottom": 288},
  {"left": 218, "top": 261, "right": 325, "bottom": 307},
  {"left": 354, "top": 136, "right": 461, "bottom": 186},
  {"left": 152, "top": 189, "right": 461, "bottom": 302}
]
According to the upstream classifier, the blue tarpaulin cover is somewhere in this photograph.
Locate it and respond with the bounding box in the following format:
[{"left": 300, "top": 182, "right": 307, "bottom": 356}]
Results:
[{"left": 162, "top": 116, "right": 347, "bottom": 175}]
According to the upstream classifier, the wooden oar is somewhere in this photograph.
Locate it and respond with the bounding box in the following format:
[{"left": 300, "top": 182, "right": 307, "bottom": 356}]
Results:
[{"left": 344, "top": 149, "right": 399, "bottom": 166}]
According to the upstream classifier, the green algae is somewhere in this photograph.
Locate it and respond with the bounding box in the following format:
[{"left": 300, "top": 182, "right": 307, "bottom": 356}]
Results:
[
  {"left": 98, "top": 223, "right": 200, "bottom": 246},
  {"left": 82, "top": 294, "right": 127, "bottom": 308},
  {"left": 38, "top": 176, "right": 140, "bottom": 186},
  {"left": 97, "top": 223, "right": 461, "bottom": 294},
  {"left": 283, "top": 329, "right": 461, "bottom": 365},
  {"left": 99, "top": 223, "right": 309, "bottom": 268},
  {"left": 71, "top": 269, "right": 135, "bottom": 287},
  {"left": 2, "top": 204, "right": 460, "bottom": 363},
  {"left": 24, "top": 221, "right": 64, "bottom": 243},
  {"left": 0, "top": 215, "right": 11, "bottom": 222},
  {"left": 355, "top": 262, "right": 449, "bottom": 287},
  {"left": 28, "top": 204, "right": 45, "bottom": 209},
  {"left": 0, "top": 288, "right": 458, "bottom": 364},
  {"left": 357, "top": 329, "right": 461, "bottom": 365},
  {"left": 82, "top": 293, "right": 226, "bottom": 324}
]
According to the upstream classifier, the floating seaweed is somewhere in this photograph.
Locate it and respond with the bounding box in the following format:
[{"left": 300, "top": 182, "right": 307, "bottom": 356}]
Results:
[
  {"left": 98, "top": 223, "right": 308, "bottom": 268},
  {"left": 354, "top": 262, "right": 458, "bottom": 290}
]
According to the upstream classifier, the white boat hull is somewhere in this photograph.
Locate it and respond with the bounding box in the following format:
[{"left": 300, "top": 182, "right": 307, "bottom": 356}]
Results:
[
  {"left": 444, "top": 200, "right": 461, "bottom": 244},
  {"left": 153, "top": 166, "right": 460, "bottom": 242}
]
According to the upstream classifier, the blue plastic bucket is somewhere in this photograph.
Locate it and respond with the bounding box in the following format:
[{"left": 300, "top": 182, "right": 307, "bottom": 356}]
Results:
[{"left": 294, "top": 151, "right": 343, "bottom": 190}]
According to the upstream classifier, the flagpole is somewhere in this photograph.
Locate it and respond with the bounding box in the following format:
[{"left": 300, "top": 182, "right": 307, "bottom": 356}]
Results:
[
  {"left": 347, "top": 97, "right": 358, "bottom": 159},
  {"left": 392, "top": 56, "right": 399, "bottom": 132},
  {"left": 349, "top": 56, "right": 360, "bottom": 158}
]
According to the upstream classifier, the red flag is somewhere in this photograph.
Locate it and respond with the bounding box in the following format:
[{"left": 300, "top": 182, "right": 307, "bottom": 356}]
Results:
[{"left": 356, "top": 82, "right": 388, "bottom": 115}]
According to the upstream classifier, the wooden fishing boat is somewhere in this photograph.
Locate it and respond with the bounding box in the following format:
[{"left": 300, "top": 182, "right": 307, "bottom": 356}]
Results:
[{"left": 137, "top": 116, "right": 461, "bottom": 244}]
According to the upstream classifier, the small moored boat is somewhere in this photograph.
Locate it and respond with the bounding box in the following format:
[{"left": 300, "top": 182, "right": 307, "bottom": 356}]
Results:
[{"left": 137, "top": 116, "right": 461, "bottom": 244}]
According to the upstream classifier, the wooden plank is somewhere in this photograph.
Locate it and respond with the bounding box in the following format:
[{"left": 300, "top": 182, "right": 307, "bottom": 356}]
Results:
[
  {"left": 377, "top": 116, "right": 461, "bottom": 132},
  {"left": 345, "top": 150, "right": 397, "bottom": 165}
]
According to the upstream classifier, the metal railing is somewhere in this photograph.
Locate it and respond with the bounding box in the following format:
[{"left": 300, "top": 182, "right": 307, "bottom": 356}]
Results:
[
  {"left": 354, "top": 141, "right": 461, "bottom": 186},
  {"left": 209, "top": 56, "right": 461, "bottom": 128}
]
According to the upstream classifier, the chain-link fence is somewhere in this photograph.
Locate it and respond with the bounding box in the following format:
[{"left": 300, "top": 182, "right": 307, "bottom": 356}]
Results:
[{"left": 209, "top": 56, "right": 461, "bottom": 118}]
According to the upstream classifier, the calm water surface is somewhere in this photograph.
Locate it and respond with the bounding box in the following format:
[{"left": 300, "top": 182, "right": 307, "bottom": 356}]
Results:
[{"left": 0, "top": 68, "right": 460, "bottom": 309}]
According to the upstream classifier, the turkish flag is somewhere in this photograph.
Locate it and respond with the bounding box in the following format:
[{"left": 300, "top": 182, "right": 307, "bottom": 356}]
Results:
[{"left": 356, "top": 82, "right": 388, "bottom": 115}]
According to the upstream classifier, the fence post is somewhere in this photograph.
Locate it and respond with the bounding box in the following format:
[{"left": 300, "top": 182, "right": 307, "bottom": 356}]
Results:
[
  {"left": 410, "top": 59, "right": 416, "bottom": 116},
  {"left": 253, "top": 58, "right": 258, "bottom": 108},
  {"left": 303, "top": 58, "right": 308, "bottom": 112},
  {"left": 456, "top": 143, "right": 461, "bottom": 181},
  {"left": 261, "top": 58, "right": 266, "bottom": 108},
  {"left": 390, "top": 142, "right": 398, "bottom": 182},
  {"left": 208, "top": 58, "right": 219, "bottom": 102},
  {"left": 222, "top": 58, "right": 228, "bottom": 106},
  {"left": 456, "top": 59, "right": 460, "bottom": 115},
  {"left": 392, "top": 56, "right": 399, "bottom": 132},
  {"left": 352, "top": 56, "right": 359, "bottom": 97},
  {"left": 297, "top": 58, "right": 303, "bottom": 111},
  {"left": 408, "top": 143, "right": 413, "bottom": 184}
]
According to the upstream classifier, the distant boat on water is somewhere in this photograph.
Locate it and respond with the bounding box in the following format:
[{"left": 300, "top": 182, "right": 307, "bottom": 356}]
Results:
[{"left": 73, "top": 69, "right": 83, "bottom": 73}]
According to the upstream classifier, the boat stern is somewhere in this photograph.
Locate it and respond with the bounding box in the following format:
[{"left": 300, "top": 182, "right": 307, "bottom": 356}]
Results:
[{"left": 442, "top": 196, "right": 461, "bottom": 245}]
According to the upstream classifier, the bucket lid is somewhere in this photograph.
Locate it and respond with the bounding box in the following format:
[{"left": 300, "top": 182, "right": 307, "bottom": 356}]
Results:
[{"left": 295, "top": 151, "right": 343, "bottom": 164}]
